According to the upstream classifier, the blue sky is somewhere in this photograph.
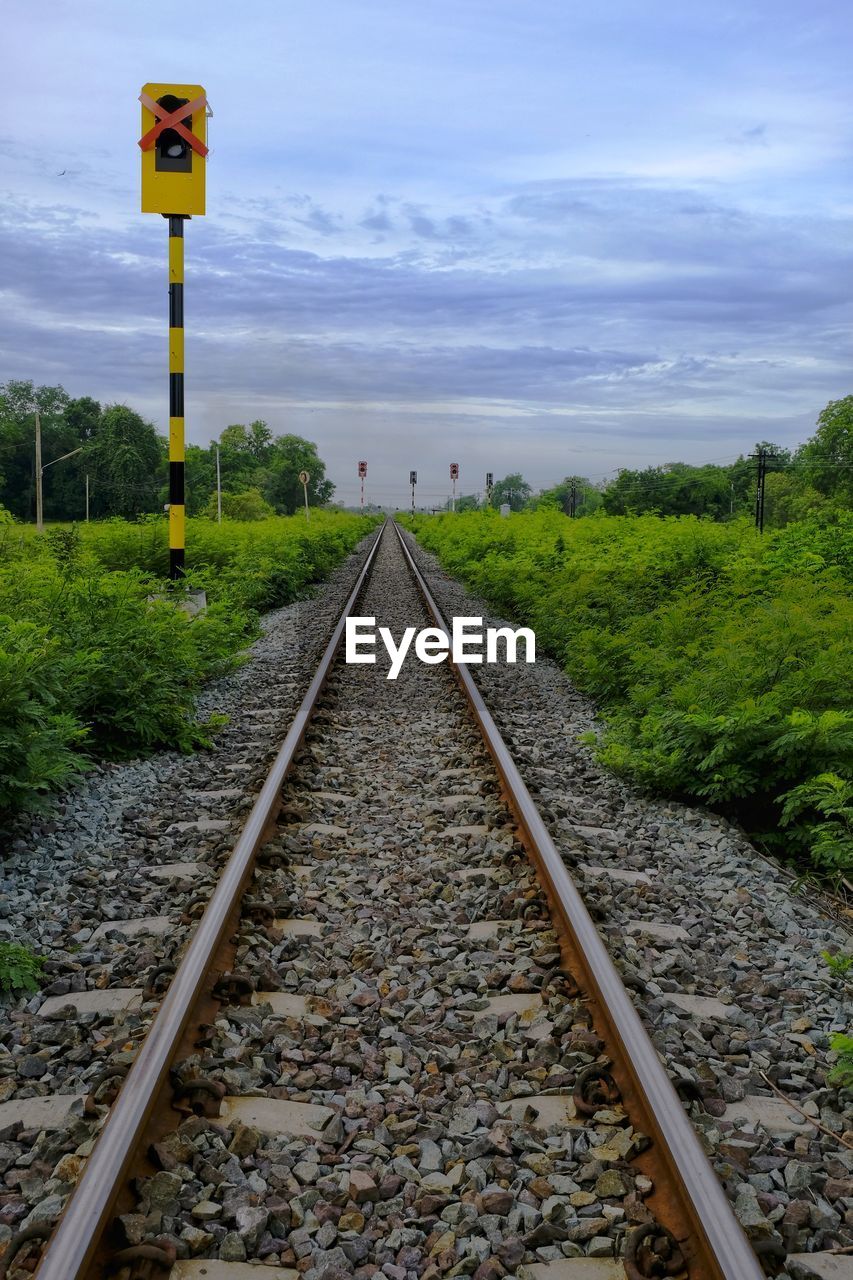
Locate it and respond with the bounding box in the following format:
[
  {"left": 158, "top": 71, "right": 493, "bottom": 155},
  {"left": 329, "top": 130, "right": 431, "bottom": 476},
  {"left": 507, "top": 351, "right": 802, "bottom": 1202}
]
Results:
[{"left": 1, "top": 0, "right": 851, "bottom": 506}]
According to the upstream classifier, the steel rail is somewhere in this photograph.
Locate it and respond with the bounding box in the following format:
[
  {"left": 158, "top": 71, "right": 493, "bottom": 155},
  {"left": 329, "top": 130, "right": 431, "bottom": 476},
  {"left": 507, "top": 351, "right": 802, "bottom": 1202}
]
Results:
[
  {"left": 36, "top": 522, "right": 386, "bottom": 1280},
  {"left": 392, "top": 519, "right": 763, "bottom": 1280}
]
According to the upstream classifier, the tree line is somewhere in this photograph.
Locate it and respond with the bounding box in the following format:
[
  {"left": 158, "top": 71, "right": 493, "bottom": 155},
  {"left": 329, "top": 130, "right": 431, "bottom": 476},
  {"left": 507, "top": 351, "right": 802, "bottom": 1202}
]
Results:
[
  {"left": 450, "top": 397, "right": 853, "bottom": 527},
  {"left": 0, "top": 380, "right": 334, "bottom": 522},
  {"left": 3, "top": 379, "right": 851, "bottom": 527}
]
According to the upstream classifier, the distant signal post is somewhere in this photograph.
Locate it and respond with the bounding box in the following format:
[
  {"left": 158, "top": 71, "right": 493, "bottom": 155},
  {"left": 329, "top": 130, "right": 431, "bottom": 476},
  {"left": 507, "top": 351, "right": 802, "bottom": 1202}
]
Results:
[
  {"left": 486, "top": 471, "right": 493, "bottom": 506},
  {"left": 139, "top": 82, "right": 209, "bottom": 579},
  {"left": 358, "top": 460, "right": 367, "bottom": 511},
  {"left": 450, "top": 462, "right": 459, "bottom": 513},
  {"left": 410, "top": 470, "right": 417, "bottom": 517},
  {"left": 300, "top": 470, "right": 311, "bottom": 522}
]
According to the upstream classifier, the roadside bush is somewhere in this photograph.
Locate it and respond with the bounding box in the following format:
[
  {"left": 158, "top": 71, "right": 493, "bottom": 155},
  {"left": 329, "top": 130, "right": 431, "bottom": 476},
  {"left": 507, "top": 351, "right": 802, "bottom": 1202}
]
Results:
[
  {"left": 45, "top": 510, "right": 374, "bottom": 614},
  {"left": 0, "top": 618, "right": 89, "bottom": 811},
  {"left": 201, "top": 488, "right": 275, "bottom": 522},
  {"left": 0, "top": 511, "right": 377, "bottom": 817},
  {"left": 413, "top": 510, "right": 853, "bottom": 877},
  {"left": 0, "top": 562, "right": 241, "bottom": 762}
]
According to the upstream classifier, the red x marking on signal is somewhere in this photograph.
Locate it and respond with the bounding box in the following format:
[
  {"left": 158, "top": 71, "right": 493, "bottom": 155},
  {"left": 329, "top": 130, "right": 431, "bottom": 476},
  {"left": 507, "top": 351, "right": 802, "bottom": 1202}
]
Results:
[{"left": 138, "top": 92, "right": 209, "bottom": 157}]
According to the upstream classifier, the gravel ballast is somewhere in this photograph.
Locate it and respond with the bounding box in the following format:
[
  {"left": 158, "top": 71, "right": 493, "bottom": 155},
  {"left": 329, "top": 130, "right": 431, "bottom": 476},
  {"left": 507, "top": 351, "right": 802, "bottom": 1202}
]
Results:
[{"left": 137, "top": 526, "right": 657, "bottom": 1277}]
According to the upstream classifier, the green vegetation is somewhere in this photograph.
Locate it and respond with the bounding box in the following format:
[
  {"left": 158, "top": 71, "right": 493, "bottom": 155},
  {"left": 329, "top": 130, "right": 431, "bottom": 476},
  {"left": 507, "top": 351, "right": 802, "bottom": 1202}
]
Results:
[
  {"left": 822, "top": 950, "right": 853, "bottom": 979},
  {"left": 0, "top": 380, "right": 335, "bottom": 522},
  {"left": 0, "top": 375, "right": 371, "bottom": 820},
  {"left": 201, "top": 487, "right": 275, "bottom": 522},
  {"left": 9, "top": 382, "right": 851, "bottom": 530},
  {"left": 828, "top": 1033, "right": 853, "bottom": 1089},
  {"left": 0, "top": 942, "right": 45, "bottom": 994},
  {"left": 412, "top": 509, "right": 853, "bottom": 879},
  {"left": 489, "top": 473, "right": 533, "bottom": 512},
  {"left": 780, "top": 775, "right": 853, "bottom": 878},
  {"left": 0, "top": 511, "right": 376, "bottom": 818},
  {"left": 434, "top": 397, "right": 853, "bottom": 526}
]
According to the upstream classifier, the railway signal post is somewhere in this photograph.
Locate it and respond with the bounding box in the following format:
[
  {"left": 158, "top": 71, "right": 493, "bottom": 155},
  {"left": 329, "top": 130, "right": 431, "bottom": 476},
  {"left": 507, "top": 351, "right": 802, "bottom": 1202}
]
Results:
[
  {"left": 410, "top": 470, "right": 417, "bottom": 517},
  {"left": 139, "top": 82, "right": 209, "bottom": 579},
  {"left": 485, "top": 471, "right": 493, "bottom": 507},
  {"left": 358, "top": 460, "right": 367, "bottom": 511},
  {"left": 300, "top": 470, "right": 311, "bottom": 522},
  {"left": 450, "top": 462, "right": 459, "bottom": 512}
]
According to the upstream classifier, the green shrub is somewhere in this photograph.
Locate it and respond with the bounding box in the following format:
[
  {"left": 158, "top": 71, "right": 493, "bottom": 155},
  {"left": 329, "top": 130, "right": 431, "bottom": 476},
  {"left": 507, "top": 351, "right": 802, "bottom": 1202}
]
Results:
[
  {"left": 201, "top": 488, "right": 275, "bottom": 521},
  {"left": 0, "top": 563, "right": 239, "bottom": 759},
  {"left": 0, "top": 618, "right": 89, "bottom": 812},
  {"left": 780, "top": 773, "right": 853, "bottom": 875},
  {"left": 414, "top": 509, "right": 853, "bottom": 875},
  {"left": 828, "top": 1033, "right": 853, "bottom": 1088},
  {"left": 0, "top": 511, "right": 378, "bottom": 816},
  {"left": 0, "top": 942, "right": 45, "bottom": 993},
  {"left": 822, "top": 949, "right": 853, "bottom": 978}
]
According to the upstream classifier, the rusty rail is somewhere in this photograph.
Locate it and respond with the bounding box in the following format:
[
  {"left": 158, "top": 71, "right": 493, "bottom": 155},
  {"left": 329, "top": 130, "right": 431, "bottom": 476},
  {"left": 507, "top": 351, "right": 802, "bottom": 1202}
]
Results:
[
  {"left": 392, "top": 519, "right": 764, "bottom": 1280},
  {"left": 35, "top": 523, "right": 385, "bottom": 1280}
]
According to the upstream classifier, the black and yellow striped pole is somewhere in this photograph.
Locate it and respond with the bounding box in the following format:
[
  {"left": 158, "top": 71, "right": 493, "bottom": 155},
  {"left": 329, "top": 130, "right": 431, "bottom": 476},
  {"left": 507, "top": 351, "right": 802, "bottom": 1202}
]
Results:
[
  {"left": 168, "top": 214, "right": 186, "bottom": 579},
  {"left": 139, "top": 82, "right": 208, "bottom": 581}
]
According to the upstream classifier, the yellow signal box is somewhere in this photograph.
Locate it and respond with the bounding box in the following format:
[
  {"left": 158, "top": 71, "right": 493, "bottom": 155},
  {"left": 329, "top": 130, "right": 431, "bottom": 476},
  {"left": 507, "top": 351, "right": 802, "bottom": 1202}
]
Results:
[{"left": 139, "top": 83, "right": 208, "bottom": 216}]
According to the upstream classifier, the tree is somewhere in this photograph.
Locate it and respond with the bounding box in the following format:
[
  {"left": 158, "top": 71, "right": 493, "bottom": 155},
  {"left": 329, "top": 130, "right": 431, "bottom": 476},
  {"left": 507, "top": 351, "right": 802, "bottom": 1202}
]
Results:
[
  {"left": 725, "top": 444, "right": 791, "bottom": 522},
  {"left": 44, "top": 396, "right": 102, "bottom": 520},
  {"left": 64, "top": 397, "right": 102, "bottom": 443},
  {"left": 202, "top": 488, "right": 275, "bottom": 521},
  {"left": 795, "top": 397, "right": 853, "bottom": 506},
  {"left": 603, "top": 461, "right": 750, "bottom": 519},
  {"left": 0, "top": 380, "right": 71, "bottom": 520},
  {"left": 184, "top": 444, "right": 217, "bottom": 516},
  {"left": 535, "top": 476, "right": 602, "bottom": 516},
  {"left": 490, "top": 473, "right": 532, "bottom": 511},
  {"left": 85, "top": 405, "right": 165, "bottom": 518},
  {"left": 263, "top": 435, "right": 334, "bottom": 513},
  {"left": 455, "top": 493, "right": 480, "bottom": 512},
  {"left": 246, "top": 420, "right": 273, "bottom": 461},
  {"left": 215, "top": 420, "right": 274, "bottom": 492},
  {"left": 763, "top": 473, "right": 832, "bottom": 528},
  {"left": 217, "top": 424, "right": 262, "bottom": 492}
]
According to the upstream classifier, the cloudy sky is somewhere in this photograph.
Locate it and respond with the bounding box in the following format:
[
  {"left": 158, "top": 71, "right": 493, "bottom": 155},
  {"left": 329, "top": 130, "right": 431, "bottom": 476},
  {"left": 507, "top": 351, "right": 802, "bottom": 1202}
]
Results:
[{"left": 2, "top": 1, "right": 851, "bottom": 506}]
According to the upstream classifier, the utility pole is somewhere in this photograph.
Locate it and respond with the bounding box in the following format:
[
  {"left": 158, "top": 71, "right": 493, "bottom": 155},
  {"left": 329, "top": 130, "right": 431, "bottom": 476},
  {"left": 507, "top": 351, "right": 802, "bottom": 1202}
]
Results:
[
  {"left": 485, "top": 471, "right": 493, "bottom": 507},
  {"left": 215, "top": 444, "right": 222, "bottom": 523},
  {"left": 750, "top": 446, "right": 777, "bottom": 533},
  {"left": 569, "top": 479, "right": 577, "bottom": 518},
  {"left": 85, "top": 474, "right": 90, "bottom": 523},
  {"left": 34, "top": 405, "right": 43, "bottom": 532}
]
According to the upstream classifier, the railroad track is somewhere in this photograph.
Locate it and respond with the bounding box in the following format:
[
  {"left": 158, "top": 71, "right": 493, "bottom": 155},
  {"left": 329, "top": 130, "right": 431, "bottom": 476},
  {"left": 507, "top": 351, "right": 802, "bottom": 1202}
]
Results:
[{"left": 2, "top": 520, "right": 778, "bottom": 1279}]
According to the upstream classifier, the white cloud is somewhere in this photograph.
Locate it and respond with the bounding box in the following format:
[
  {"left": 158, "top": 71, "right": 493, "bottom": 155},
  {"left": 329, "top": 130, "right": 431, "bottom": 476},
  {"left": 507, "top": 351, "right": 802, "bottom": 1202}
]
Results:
[{"left": 1, "top": 0, "right": 851, "bottom": 506}]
